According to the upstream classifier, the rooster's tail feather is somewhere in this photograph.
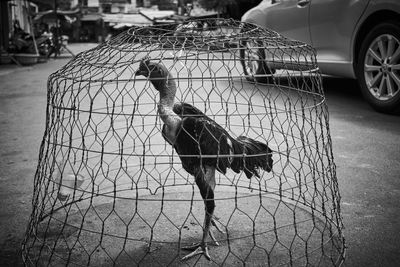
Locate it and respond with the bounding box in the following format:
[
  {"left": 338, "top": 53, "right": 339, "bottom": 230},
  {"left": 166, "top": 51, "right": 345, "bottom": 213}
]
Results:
[{"left": 232, "top": 136, "right": 273, "bottom": 178}]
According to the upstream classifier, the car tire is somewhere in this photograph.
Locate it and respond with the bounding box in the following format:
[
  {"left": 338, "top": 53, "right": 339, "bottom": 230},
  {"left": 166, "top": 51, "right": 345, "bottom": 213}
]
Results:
[
  {"left": 239, "top": 40, "right": 275, "bottom": 83},
  {"left": 356, "top": 21, "right": 400, "bottom": 114}
]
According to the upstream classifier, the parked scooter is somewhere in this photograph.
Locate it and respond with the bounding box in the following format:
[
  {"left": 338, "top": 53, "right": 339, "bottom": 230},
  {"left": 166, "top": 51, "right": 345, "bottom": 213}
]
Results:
[{"left": 9, "top": 25, "right": 52, "bottom": 57}]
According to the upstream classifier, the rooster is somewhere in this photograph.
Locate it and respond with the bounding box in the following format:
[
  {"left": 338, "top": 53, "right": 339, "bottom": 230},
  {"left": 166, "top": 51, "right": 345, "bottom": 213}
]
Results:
[{"left": 135, "top": 58, "right": 273, "bottom": 261}]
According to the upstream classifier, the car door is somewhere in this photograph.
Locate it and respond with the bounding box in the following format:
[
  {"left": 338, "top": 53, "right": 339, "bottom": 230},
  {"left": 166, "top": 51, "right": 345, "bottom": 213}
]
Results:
[
  {"left": 265, "top": 0, "right": 312, "bottom": 45},
  {"left": 308, "top": 0, "right": 369, "bottom": 77}
]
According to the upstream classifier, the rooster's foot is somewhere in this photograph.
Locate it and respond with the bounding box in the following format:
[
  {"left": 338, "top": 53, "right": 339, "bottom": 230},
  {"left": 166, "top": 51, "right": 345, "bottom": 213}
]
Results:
[
  {"left": 211, "top": 218, "right": 225, "bottom": 234},
  {"left": 181, "top": 243, "right": 210, "bottom": 261}
]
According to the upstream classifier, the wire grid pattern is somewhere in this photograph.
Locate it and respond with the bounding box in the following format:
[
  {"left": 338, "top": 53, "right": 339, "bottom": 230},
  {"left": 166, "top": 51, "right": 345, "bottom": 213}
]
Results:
[{"left": 22, "top": 19, "right": 345, "bottom": 266}]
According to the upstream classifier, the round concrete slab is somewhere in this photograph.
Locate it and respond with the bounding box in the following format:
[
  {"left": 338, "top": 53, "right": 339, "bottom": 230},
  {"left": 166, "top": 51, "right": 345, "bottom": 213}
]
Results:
[{"left": 25, "top": 187, "right": 343, "bottom": 266}]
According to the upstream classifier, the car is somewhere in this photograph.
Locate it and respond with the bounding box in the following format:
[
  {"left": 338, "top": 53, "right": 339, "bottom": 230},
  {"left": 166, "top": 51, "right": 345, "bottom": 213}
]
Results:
[{"left": 240, "top": 0, "right": 400, "bottom": 113}]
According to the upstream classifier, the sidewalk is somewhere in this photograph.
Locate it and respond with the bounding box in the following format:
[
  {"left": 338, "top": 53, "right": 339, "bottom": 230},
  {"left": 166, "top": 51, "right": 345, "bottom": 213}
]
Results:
[
  {"left": 0, "top": 43, "right": 98, "bottom": 76},
  {"left": 1, "top": 41, "right": 399, "bottom": 266},
  {"left": 0, "top": 42, "right": 98, "bottom": 266}
]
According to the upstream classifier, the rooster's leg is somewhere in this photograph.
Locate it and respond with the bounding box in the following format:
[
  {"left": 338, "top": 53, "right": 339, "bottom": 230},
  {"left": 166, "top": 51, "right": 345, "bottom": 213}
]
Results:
[{"left": 182, "top": 166, "right": 216, "bottom": 261}]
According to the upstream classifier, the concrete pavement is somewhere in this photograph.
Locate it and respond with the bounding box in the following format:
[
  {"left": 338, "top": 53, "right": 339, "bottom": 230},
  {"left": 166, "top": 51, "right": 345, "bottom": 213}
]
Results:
[
  {"left": 0, "top": 43, "right": 97, "bottom": 266},
  {"left": 323, "top": 77, "right": 400, "bottom": 267},
  {"left": 0, "top": 44, "right": 399, "bottom": 266}
]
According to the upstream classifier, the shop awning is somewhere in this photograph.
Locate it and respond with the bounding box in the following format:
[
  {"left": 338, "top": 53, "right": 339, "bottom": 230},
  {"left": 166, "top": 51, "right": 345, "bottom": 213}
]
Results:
[
  {"left": 103, "top": 13, "right": 149, "bottom": 25},
  {"left": 81, "top": 13, "right": 102, "bottom": 21},
  {"left": 102, "top": 10, "right": 175, "bottom": 26}
]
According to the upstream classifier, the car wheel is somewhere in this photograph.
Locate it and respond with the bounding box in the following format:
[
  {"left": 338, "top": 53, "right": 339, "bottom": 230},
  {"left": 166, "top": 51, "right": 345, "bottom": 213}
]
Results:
[
  {"left": 239, "top": 40, "right": 275, "bottom": 83},
  {"left": 356, "top": 21, "right": 400, "bottom": 113}
]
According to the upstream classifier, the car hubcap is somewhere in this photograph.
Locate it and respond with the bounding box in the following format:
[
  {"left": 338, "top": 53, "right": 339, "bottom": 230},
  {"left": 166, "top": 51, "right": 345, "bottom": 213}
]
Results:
[
  {"left": 364, "top": 34, "right": 400, "bottom": 101},
  {"left": 244, "top": 41, "right": 261, "bottom": 75}
]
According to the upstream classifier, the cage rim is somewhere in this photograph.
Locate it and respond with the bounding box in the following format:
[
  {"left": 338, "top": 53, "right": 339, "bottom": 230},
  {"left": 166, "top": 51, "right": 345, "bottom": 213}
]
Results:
[
  {"left": 50, "top": 138, "right": 321, "bottom": 159},
  {"left": 40, "top": 183, "right": 343, "bottom": 226},
  {"left": 24, "top": 225, "right": 343, "bottom": 267},
  {"left": 49, "top": 70, "right": 321, "bottom": 85},
  {"left": 35, "top": 187, "right": 344, "bottom": 260},
  {"left": 122, "top": 18, "right": 309, "bottom": 47},
  {"left": 48, "top": 80, "right": 326, "bottom": 115},
  {"left": 46, "top": 168, "right": 331, "bottom": 205}
]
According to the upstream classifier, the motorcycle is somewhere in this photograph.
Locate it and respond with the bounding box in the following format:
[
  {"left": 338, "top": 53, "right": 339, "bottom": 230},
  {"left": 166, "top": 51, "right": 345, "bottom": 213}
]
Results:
[{"left": 10, "top": 28, "right": 52, "bottom": 58}]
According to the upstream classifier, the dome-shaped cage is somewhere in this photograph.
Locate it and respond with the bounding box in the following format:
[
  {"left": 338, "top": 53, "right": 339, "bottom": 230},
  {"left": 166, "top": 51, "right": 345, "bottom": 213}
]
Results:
[{"left": 22, "top": 19, "right": 345, "bottom": 266}]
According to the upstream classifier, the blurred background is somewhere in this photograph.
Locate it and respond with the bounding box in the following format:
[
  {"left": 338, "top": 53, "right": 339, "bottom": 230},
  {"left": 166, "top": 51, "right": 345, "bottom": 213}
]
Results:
[
  {"left": 1, "top": 1, "right": 399, "bottom": 267},
  {"left": 0, "top": 0, "right": 260, "bottom": 63}
]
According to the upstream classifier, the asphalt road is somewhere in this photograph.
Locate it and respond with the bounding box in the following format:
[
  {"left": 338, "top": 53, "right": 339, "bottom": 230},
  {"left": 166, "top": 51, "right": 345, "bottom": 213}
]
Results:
[
  {"left": 0, "top": 51, "right": 399, "bottom": 266},
  {"left": 323, "top": 77, "right": 400, "bottom": 267}
]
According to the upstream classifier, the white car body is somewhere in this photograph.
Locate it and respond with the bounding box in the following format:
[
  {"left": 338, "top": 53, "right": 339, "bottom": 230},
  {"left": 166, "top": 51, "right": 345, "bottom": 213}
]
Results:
[{"left": 242, "top": 0, "right": 400, "bottom": 79}]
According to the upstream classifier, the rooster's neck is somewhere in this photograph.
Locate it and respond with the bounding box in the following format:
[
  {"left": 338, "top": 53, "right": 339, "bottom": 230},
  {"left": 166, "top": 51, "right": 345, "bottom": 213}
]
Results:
[
  {"left": 157, "top": 76, "right": 180, "bottom": 129},
  {"left": 152, "top": 74, "right": 177, "bottom": 107},
  {"left": 159, "top": 92, "right": 175, "bottom": 107}
]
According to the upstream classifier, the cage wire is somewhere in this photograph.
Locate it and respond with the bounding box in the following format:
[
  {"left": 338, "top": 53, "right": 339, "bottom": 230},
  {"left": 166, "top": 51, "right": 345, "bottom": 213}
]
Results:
[{"left": 22, "top": 18, "right": 345, "bottom": 266}]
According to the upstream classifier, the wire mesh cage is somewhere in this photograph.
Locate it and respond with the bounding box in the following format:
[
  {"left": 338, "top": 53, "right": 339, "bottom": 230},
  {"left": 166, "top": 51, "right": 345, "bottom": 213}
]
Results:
[{"left": 22, "top": 18, "right": 345, "bottom": 266}]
